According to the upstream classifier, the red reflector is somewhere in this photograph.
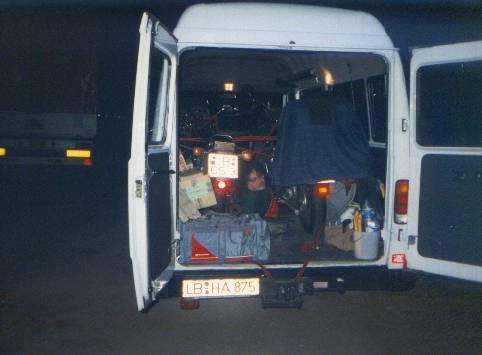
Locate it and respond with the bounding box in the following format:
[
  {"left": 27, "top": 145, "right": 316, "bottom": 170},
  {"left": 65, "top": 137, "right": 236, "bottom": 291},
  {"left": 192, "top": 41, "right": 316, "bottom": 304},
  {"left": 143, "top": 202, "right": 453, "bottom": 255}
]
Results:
[
  {"left": 394, "top": 180, "right": 409, "bottom": 223},
  {"left": 212, "top": 178, "right": 233, "bottom": 195},
  {"left": 313, "top": 183, "right": 331, "bottom": 197},
  {"left": 180, "top": 298, "right": 200, "bottom": 310},
  {"left": 392, "top": 253, "right": 406, "bottom": 264},
  {"left": 313, "top": 281, "right": 329, "bottom": 289},
  {"left": 83, "top": 158, "right": 92, "bottom": 166}
]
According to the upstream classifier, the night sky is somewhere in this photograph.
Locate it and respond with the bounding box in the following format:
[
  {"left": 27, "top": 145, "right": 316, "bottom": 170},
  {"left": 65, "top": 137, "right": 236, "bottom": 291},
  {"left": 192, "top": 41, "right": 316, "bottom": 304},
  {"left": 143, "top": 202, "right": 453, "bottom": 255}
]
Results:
[{"left": 1, "top": 1, "right": 480, "bottom": 145}]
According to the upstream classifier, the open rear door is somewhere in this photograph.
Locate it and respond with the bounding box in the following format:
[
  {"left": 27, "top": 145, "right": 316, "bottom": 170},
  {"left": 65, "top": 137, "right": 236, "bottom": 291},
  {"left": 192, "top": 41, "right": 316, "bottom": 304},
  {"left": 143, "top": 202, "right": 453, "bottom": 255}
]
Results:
[
  {"left": 406, "top": 40, "right": 481, "bottom": 282},
  {"left": 128, "top": 12, "right": 177, "bottom": 311}
]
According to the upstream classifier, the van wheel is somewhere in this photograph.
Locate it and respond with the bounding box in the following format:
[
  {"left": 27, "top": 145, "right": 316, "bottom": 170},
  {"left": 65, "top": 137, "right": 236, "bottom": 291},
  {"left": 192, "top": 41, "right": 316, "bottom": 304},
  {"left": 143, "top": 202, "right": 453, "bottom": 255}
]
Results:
[
  {"left": 298, "top": 185, "right": 314, "bottom": 233},
  {"left": 298, "top": 185, "right": 326, "bottom": 234}
]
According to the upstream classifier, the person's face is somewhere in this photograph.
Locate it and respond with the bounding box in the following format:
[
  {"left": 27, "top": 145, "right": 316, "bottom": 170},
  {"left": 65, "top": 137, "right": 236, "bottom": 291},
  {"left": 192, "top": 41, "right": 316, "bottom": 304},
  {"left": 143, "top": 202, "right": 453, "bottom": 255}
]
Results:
[{"left": 247, "top": 169, "right": 265, "bottom": 191}]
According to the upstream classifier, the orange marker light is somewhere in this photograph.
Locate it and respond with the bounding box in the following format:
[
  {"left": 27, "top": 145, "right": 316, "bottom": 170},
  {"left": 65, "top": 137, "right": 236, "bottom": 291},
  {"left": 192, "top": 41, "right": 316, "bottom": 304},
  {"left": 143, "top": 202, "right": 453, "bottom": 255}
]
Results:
[
  {"left": 240, "top": 150, "right": 253, "bottom": 161},
  {"left": 193, "top": 147, "right": 205, "bottom": 157},
  {"left": 66, "top": 149, "right": 91, "bottom": 158},
  {"left": 314, "top": 183, "right": 331, "bottom": 197}
]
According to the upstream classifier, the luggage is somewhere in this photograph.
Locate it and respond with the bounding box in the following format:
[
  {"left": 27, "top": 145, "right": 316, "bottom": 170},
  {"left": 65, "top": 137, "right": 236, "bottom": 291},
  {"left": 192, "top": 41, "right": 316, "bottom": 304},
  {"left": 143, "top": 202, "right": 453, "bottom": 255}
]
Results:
[{"left": 179, "top": 212, "right": 270, "bottom": 263}]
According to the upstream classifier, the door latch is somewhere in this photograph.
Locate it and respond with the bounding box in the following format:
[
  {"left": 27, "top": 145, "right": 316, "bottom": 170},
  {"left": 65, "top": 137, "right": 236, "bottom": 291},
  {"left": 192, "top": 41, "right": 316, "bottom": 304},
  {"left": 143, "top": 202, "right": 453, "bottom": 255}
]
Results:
[
  {"left": 135, "top": 180, "right": 143, "bottom": 198},
  {"left": 402, "top": 118, "right": 408, "bottom": 132},
  {"left": 408, "top": 235, "right": 417, "bottom": 245}
]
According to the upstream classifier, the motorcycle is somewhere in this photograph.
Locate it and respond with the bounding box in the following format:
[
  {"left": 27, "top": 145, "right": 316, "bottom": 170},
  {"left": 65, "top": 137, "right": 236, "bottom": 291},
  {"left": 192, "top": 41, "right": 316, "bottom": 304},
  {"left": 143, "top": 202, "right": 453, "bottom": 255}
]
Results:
[{"left": 190, "top": 134, "right": 255, "bottom": 213}]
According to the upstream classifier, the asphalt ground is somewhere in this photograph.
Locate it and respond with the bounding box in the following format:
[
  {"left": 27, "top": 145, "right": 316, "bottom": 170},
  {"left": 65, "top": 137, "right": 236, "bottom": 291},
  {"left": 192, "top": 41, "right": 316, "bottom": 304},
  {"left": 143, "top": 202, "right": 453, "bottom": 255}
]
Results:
[{"left": 1, "top": 166, "right": 481, "bottom": 354}]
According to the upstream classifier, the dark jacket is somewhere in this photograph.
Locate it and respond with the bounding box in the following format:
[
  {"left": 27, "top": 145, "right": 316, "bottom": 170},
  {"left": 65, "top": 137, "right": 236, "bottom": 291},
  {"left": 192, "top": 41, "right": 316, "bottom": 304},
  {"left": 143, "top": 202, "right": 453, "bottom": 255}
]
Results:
[{"left": 270, "top": 95, "right": 372, "bottom": 186}]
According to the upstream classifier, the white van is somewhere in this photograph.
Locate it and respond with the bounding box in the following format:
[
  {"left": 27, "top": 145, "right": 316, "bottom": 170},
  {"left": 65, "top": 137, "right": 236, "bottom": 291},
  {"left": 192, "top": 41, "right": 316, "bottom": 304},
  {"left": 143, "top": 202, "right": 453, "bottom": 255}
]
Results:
[{"left": 128, "top": 3, "right": 481, "bottom": 311}]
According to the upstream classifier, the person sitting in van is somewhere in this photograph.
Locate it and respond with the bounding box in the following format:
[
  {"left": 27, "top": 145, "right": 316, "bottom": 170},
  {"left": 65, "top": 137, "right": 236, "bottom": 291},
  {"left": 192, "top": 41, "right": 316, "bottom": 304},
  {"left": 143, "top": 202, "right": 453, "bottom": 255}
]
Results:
[{"left": 237, "top": 161, "right": 279, "bottom": 217}]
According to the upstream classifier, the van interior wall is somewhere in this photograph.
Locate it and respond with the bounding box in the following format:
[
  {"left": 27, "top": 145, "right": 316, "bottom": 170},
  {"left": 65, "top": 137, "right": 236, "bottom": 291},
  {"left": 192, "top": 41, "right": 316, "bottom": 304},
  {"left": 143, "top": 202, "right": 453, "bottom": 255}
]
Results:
[
  {"left": 179, "top": 48, "right": 387, "bottom": 92},
  {"left": 177, "top": 48, "right": 388, "bottom": 263}
]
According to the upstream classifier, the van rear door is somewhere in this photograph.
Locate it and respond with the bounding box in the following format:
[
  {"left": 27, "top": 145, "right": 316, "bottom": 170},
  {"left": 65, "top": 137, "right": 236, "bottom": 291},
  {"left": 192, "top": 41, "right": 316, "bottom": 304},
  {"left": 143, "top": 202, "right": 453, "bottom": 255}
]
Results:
[
  {"left": 406, "top": 40, "right": 481, "bottom": 282},
  {"left": 128, "top": 12, "right": 177, "bottom": 311}
]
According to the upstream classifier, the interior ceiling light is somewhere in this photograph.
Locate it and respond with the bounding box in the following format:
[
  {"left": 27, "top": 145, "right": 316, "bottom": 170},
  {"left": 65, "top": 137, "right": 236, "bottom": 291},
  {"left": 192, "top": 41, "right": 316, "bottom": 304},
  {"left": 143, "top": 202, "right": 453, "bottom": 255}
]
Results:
[{"left": 324, "top": 69, "right": 334, "bottom": 86}]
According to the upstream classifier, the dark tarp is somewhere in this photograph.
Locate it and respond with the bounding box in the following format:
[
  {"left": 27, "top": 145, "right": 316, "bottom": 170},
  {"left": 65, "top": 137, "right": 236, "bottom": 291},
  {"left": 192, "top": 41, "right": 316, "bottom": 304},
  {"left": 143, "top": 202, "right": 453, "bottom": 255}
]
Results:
[{"left": 270, "top": 95, "right": 372, "bottom": 186}]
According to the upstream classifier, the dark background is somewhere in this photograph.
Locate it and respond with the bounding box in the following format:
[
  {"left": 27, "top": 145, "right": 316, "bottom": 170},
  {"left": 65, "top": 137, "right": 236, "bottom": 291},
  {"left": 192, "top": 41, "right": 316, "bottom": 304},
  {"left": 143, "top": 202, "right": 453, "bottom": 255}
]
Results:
[{"left": 1, "top": 1, "right": 481, "bottom": 168}]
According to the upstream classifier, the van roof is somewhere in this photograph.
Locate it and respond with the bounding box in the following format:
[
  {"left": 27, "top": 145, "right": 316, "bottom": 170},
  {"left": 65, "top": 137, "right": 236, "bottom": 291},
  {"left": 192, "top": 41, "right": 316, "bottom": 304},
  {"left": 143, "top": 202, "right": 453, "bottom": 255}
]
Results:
[{"left": 173, "top": 3, "right": 394, "bottom": 50}]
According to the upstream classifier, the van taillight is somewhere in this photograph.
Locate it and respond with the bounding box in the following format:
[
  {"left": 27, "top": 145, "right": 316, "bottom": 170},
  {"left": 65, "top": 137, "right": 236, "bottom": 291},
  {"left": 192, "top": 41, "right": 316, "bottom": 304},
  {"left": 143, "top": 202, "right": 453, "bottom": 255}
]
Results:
[{"left": 394, "top": 180, "right": 409, "bottom": 224}]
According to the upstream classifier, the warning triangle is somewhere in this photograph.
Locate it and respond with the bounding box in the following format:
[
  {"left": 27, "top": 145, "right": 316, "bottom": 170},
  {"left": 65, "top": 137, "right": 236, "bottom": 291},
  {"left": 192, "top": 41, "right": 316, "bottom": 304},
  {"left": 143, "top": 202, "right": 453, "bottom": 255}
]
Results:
[{"left": 191, "top": 233, "right": 218, "bottom": 261}]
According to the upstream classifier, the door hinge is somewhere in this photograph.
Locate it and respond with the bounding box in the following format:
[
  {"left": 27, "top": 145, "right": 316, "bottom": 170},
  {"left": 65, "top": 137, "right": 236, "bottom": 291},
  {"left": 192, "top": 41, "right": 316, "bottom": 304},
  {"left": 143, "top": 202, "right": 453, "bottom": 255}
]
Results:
[
  {"left": 402, "top": 118, "right": 408, "bottom": 132},
  {"left": 169, "top": 239, "right": 180, "bottom": 255},
  {"left": 408, "top": 235, "right": 417, "bottom": 245},
  {"left": 135, "top": 180, "right": 143, "bottom": 198}
]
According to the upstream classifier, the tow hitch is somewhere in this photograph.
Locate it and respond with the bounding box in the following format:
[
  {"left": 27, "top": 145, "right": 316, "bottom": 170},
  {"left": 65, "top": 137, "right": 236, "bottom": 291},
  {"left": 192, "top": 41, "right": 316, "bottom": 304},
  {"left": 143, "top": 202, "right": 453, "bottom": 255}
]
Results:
[{"left": 260, "top": 277, "right": 313, "bottom": 308}]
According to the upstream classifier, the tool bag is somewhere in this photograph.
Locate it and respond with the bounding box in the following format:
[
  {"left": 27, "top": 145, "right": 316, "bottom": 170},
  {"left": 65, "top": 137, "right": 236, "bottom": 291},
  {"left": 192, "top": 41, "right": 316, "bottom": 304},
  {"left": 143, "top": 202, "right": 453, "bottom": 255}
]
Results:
[{"left": 178, "top": 212, "right": 270, "bottom": 264}]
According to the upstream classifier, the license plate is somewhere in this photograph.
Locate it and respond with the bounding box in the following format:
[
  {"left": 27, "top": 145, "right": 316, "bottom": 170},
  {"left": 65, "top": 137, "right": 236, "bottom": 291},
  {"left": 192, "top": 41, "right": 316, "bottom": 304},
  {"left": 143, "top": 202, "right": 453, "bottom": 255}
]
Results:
[
  {"left": 182, "top": 278, "right": 259, "bottom": 298},
  {"left": 207, "top": 153, "right": 238, "bottom": 178}
]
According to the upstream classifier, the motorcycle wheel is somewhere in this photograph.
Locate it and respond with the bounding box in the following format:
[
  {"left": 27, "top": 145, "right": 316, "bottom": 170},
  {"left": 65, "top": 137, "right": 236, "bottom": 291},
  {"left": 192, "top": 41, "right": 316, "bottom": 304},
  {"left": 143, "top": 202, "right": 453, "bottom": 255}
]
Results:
[{"left": 298, "top": 185, "right": 326, "bottom": 235}]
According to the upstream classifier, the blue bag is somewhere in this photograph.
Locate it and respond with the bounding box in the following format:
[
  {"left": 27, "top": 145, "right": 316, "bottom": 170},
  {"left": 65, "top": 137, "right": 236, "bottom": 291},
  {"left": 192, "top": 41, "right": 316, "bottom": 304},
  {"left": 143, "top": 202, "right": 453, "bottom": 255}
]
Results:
[{"left": 178, "top": 212, "right": 270, "bottom": 263}]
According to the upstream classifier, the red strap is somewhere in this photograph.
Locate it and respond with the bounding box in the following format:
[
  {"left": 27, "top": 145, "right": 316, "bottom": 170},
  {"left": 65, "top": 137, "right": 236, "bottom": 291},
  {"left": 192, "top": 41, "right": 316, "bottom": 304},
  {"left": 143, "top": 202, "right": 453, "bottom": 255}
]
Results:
[
  {"left": 295, "top": 224, "right": 325, "bottom": 281},
  {"left": 254, "top": 223, "right": 325, "bottom": 282},
  {"left": 254, "top": 261, "right": 274, "bottom": 281}
]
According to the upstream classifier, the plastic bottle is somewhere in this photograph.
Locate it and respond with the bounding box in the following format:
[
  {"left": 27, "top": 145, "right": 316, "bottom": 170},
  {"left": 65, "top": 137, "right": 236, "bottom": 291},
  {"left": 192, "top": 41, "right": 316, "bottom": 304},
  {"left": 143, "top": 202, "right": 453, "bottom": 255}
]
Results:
[{"left": 361, "top": 200, "right": 380, "bottom": 232}]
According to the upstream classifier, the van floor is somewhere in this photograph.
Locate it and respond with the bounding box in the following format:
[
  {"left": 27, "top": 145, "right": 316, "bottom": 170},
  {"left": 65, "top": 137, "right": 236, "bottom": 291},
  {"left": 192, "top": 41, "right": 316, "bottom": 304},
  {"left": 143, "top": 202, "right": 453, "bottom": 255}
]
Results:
[{"left": 266, "top": 216, "right": 358, "bottom": 264}]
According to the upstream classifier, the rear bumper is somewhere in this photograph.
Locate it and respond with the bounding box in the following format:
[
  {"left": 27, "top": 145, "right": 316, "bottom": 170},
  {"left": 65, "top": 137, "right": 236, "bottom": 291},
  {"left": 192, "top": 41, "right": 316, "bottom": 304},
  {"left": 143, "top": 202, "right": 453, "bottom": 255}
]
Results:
[
  {"left": 156, "top": 265, "right": 397, "bottom": 299},
  {"left": 0, "top": 156, "right": 92, "bottom": 166}
]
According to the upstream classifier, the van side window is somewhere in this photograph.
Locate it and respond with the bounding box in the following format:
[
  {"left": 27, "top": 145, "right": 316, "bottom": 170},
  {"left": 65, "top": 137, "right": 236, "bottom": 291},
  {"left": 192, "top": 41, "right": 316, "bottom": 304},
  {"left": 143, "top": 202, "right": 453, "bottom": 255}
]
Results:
[
  {"left": 147, "top": 46, "right": 171, "bottom": 144},
  {"left": 332, "top": 79, "right": 369, "bottom": 139},
  {"left": 367, "top": 75, "right": 388, "bottom": 143},
  {"left": 416, "top": 60, "right": 481, "bottom": 147}
]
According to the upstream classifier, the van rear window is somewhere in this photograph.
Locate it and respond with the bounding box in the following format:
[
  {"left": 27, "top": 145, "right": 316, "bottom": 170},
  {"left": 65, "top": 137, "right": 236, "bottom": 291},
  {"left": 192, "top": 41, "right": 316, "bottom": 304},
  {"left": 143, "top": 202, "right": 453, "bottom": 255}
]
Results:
[
  {"left": 332, "top": 79, "right": 369, "bottom": 139},
  {"left": 367, "top": 75, "right": 388, "bottom": 143},
  {"left": 416, "top": 60, "right": 481, "bottom": 147}
]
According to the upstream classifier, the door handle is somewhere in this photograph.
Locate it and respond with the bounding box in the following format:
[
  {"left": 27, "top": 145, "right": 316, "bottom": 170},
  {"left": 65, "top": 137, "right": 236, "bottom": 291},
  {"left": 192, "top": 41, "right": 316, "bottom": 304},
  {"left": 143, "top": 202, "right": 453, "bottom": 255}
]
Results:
[{"left": 152, "top": 169, "right": 176, "bottom": 175}]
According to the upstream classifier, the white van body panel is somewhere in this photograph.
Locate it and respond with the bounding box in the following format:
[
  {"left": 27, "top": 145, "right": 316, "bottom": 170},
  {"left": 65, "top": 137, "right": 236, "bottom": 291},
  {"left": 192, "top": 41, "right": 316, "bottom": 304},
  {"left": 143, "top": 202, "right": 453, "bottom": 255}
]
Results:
[
  {"left": 128, "top": 13, "right": 178, "bottom": 311},
  {"left": 174, "top": 3, "right": 394, "bottom": 50},
  {"left": 405, "top": 41, "right": 482, "bottom": 282},
  {"left": 385, "top": 52, "right": 411, "bottom": 269}
]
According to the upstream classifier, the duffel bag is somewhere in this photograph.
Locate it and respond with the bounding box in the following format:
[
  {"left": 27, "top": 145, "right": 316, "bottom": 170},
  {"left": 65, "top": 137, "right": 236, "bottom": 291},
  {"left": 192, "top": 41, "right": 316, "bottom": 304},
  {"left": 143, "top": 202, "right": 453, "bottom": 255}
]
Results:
[{"left": 178, "top": 212, "right": 270, "bottom": 263}]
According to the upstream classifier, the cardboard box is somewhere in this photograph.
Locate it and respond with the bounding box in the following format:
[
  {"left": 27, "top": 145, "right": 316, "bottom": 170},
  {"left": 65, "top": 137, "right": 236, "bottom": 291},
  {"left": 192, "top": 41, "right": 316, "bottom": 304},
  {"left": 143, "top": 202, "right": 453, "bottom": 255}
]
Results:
[
  {"left": 179, "top": 171, "right": 217, "bottom": 210},
  {"left": 324, "top": 224, "right": 354, "bottom": 251},
  {"left": 178, "top": 189, "right": 202, "bottom": 222}
]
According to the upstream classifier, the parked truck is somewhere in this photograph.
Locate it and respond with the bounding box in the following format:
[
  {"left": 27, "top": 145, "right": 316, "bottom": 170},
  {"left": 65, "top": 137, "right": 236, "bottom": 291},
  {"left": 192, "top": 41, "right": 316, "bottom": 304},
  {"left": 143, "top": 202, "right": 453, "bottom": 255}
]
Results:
[{"left": 0, "top": 111, "right": 97, "bottom": 166}]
